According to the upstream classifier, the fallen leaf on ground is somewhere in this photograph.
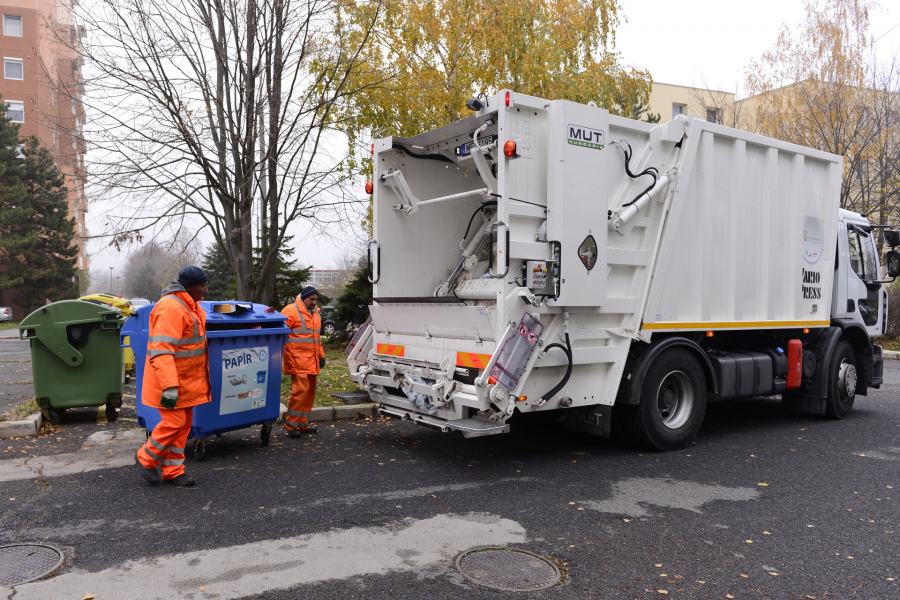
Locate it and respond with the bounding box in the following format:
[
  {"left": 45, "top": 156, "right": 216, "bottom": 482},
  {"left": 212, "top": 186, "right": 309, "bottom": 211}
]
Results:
[
  {"left": 740, "top": 574, "right": 749, "bottom": 578},
  {"left": 81, "top": 595, "right": 97, "bottom": 600},
  {"left": 657, "top": 591, "right": 668, "bottom": 595},
  {"left": 727, "top": 595, "right": 734, "bottom": 599},
  {"left": 757, "top": 483, "right": 769, "bottom": 487},
  {"left": 623, "top": 519, "right": 631, "bottom": 522},
  {"left": 746, "top": 540, "right": 753, "bottom": 543},
  {"left": 199, "top": 587, "right": 206, "bottom": 591},
  {"left": 769, "top": 572, "right": 778, "bottom": 576},
  {"left": 763, "top": 531, "right": 772, "bottom": 534},
  {"left": 655, "top": 564, "right": 663, "bottom": 567}
]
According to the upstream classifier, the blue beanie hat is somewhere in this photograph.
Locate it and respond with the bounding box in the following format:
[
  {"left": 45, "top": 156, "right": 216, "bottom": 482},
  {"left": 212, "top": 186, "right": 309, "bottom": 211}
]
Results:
[
  {"left": 178, "top": 266, "right": 209, "bottom": 288},
  {"left": 300, "top": 285, "right": 319, "bottom": 300}
]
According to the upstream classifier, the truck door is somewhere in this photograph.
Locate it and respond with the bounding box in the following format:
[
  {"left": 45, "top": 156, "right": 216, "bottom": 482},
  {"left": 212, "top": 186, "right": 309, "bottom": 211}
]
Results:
[{"left": 846, "top": 225, "right": 883, "bottom": 336}]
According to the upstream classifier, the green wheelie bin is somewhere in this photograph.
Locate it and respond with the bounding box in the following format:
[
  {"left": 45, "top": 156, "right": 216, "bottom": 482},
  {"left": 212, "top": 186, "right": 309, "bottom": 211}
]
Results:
[{"left": 19, "top": 300, "right": 125, "bottom": 425}]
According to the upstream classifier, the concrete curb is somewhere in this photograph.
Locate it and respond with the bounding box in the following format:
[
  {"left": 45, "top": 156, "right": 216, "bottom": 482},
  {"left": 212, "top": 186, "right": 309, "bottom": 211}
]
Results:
[
  {"left": 0, "top": 412, "right": 42, "bottom": 439},
  {"left": 279, "top": 403, "right": 377, "bottom": 422},
  {"left": 884, "top": 350, "right": 900, "bottom": 360}
]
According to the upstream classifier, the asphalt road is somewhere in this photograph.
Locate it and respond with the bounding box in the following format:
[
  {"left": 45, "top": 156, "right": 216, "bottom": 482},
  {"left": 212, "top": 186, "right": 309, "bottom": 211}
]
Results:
[
  {"left": 0, "top": 362, "right": 898, "bottom": 599},
  {"left": 0, "top": 337, "right": 34, "bottom": 414}
]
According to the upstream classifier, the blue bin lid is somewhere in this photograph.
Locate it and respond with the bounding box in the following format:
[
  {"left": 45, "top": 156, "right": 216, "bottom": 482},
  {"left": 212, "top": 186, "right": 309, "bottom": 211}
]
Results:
[{"left": 201, "top": 301, "right": 288, "bottom": 325}]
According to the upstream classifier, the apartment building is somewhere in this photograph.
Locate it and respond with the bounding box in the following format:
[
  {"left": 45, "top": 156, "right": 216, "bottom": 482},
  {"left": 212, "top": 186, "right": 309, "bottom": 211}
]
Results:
[
  {"left": 648, "top": 81, "right": 738, "bottom": 126},
  {"left": 0, "top": 0, "right": 86, "bottom": 319}
]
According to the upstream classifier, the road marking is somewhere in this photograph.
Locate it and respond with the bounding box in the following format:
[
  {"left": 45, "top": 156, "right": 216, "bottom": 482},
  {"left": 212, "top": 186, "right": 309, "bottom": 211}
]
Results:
[
  {"left": 855, "top": 447, "right": 900, "bottom": 460},
  {"left": 310, "top": 477, "right": 535, "bottom": 506},
  {"left": 0, "top": 430, "right": 144, "bottom": 482},
  {"left": 12, "top": 513, "right": 526, "bottom": 599},
  {"left": 580, "top": 477, "right": 758, "bottom": 517}
]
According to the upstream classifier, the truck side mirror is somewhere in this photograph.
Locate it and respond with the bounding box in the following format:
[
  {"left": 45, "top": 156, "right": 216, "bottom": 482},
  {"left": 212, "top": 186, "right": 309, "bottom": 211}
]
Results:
[
  {"left": 884, "top": 228, "right": 900, "bottom": 248},
  {"left": 887, "top": 250, "right": 900, "bottom": 278}
]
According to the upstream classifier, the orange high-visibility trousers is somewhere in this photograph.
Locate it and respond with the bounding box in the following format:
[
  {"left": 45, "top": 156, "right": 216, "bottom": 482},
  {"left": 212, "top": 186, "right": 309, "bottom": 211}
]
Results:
[
  {"left": 138, "top": 407, "right": 193, "bottom": 480},
  {"left": 285, "top": 374, "right": 316, "bottom": 431}
]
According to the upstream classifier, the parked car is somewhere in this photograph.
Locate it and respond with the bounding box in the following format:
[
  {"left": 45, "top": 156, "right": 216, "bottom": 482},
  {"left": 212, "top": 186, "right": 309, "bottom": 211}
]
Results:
[
  {"left": 0, "top": 307, "right": 12, "bottom": 322},
  {"left": 319, "top": 307, "right": 342, "bottom": 337},
  {"left": 130, "top": 298, "right": 151, "bottom": 308}
]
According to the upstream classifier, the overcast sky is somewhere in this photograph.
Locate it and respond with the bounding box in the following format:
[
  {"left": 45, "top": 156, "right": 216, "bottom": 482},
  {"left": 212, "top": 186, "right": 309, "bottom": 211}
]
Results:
[
  {"left": 616, "top": 0, "right": 900, "bottom": 95},
  {"left": 85, "top": 0, "right": 900, "bottom": 288}
]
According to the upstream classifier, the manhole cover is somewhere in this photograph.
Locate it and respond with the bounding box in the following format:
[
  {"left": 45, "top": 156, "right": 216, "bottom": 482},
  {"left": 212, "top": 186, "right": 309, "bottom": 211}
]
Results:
[
  {"left": 0, "top": 544, "right": 64, "bottom": 586},
  {"left": 456, "top": 547, "right": 560, "bottom": 591}
]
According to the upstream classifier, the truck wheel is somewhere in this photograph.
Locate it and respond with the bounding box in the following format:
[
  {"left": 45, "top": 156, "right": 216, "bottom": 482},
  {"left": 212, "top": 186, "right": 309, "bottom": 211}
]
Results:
[
  {"left": 623, "top": 348, "right": 707, "bottom": 451},
  {"left": 825, "top": 340, "right": 856, "bottom": 420}
]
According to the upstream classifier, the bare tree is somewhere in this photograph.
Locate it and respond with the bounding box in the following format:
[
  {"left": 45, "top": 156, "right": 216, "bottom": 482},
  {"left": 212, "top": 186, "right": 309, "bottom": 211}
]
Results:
[
  {"left": 50, "top": 0, "right": 381, "bottom": 303},
  {"left": 687, "top": 79, "right": 756, "bottom": 131}
]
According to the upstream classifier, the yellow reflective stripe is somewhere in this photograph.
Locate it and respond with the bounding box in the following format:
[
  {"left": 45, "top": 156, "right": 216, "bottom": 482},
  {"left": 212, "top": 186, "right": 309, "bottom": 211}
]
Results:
[
  {"left": 148, "top": 349, "right": 175, "bottom": 357},
  {"left": 642, "top": 320, "right": 831, "bottom": 331},
  {"left": 149, "top": 335, "right": 180, "bottom": 345},
  {"left": 175, "top": 347, "right": 207, "bottom": 358},
  {"left": 287, "top": 338, "right": 315, "bottom": 344}
]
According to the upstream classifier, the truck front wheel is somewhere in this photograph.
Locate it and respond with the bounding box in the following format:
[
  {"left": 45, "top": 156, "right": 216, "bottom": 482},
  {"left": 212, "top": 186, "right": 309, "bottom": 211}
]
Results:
[
  {"left": 825, "top": 340, "right": 857, "bottom": 419},
  {"left": 622, "top": 348, "right": 707, "bottom": 451}
]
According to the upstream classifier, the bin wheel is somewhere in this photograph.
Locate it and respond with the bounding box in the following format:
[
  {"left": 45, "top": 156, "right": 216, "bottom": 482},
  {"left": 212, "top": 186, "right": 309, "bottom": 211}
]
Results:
[
  {"left": 194, "top": 439, "right": 207, "bottom": 461},
  {"left": 261, "top": 425, "right": 272, "bottom": 446},
  {"left": 215, "top": 433, "right": 222, "bottom": 439},
  {"left": 145, "top": 429, "right": 150, "bottom": 440},
  {"left": 105, "top": 405, "right": 118, "bottom": 422},
  {"left": 42, "top": 408, "right": 60, "bottom": 426}
]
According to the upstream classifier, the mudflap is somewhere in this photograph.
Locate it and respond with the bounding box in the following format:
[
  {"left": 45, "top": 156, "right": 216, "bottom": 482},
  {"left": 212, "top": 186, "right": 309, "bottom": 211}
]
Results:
[
  {"left": 781, "top": 393, "right": 826, "bottom": 416},
  {"left": 563, "top": 404, "right": 612, "bottom": 438}
]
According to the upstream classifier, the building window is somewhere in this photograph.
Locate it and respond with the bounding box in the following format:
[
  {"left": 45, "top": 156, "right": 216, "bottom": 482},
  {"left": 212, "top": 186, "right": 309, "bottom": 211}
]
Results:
[
  {"left": 3, "top": 15, "right": 22, "bottom": 37},
  {"left": 4, "top": 58, "right": 23, "bottom": 80},
  {"left": 706, "top": 108, "right": 721, "bottom": 124},
  {"left": 6, "top": 100, "right": 23, "bottom": 122},
  {"left": 672, "top": 104, "right": 685, "bottom": 120}
]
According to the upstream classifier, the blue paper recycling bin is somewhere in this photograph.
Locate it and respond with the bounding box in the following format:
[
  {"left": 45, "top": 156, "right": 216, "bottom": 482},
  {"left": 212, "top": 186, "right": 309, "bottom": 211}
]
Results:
[{"left": 122, "top": 301, "right": 289, "bottom": 457}]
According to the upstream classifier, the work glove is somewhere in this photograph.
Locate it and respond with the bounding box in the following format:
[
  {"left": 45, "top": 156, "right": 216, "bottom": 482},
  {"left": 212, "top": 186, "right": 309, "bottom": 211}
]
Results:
[
  {"left": 319, "top": 357, "right": 326, "bottom": 369},
  {"left": 160, "top": 387, "right": 178, "bottom": 409}
]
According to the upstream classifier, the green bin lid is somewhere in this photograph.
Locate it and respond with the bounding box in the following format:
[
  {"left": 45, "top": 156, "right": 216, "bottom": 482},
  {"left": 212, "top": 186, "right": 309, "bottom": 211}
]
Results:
[{"left": 19, "top": 300, "right": 123, "bottom": 366}]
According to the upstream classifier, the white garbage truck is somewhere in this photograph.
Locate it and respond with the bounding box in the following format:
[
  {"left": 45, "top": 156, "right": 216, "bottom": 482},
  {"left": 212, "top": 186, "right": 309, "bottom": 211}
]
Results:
[{"left": 346, "top": 90, "right": 900, "bottom": 450}]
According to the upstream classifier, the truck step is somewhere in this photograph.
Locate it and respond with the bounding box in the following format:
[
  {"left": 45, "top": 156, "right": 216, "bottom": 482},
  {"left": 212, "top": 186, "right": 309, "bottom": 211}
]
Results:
[
  {"left": 378, "top": 406, "right": 509, "bottom": 438},
  {"left": 331, "top": 390, "right": 371, "bottom": 405}
]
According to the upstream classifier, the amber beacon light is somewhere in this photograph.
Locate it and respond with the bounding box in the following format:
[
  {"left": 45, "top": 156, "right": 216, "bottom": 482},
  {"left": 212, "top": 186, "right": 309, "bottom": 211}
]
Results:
[
  {"left": 365, "top": 181, "right": 373, "bottom": 195},
  {"left": 503, "top": 140, "right": 517, "bottom": 158}
]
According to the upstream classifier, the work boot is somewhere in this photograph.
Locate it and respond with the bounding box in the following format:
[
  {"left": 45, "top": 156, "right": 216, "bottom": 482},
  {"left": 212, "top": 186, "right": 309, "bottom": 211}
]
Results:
[
  {"left": 286, "top": 429, "right": 303, "bottom": 438},
  {"left": 136, "top": 451, "right": 160, "bottom": 485},
  {"left": 165, "top": 473, "right": 195, "bottom": 487},
  {"left": 302, "top": 425, "right": 319, "bottom": 434}
]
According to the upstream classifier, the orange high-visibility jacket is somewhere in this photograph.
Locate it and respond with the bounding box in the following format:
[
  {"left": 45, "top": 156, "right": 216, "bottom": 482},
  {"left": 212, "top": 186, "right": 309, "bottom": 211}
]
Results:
[
  {"left": 281, "top": 298, "right": 325, "bottom": 375},
  {"left": 142, "top": 282, "right": 211, "bottom": 409}
]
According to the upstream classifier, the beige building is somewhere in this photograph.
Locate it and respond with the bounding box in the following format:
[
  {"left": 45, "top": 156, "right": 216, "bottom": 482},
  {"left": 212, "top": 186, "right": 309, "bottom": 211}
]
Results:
[
  {"left": 0, "top": 0, "right": 87, "bottom": 319},
  {"left": 647, "top": 81, "right": 738, "bottom": 127}
]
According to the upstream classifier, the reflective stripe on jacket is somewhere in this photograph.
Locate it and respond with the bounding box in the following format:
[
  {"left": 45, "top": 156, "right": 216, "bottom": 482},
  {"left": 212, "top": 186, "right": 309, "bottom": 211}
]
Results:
[
  {"left": 141, "top": 282, "right": 211, "bottom": 408},
  {"left": 281, "top": 298, "right": 324, "bottom": 375}
]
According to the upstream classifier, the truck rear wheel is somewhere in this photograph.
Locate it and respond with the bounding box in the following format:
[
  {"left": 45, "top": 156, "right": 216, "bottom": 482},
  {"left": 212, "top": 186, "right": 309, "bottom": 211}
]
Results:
[
  {"left": 622, "top": 348, "right": 707, "bottom": 451},
  {"left": 825, "top": 340, "right": 856, "bottom": 420}
]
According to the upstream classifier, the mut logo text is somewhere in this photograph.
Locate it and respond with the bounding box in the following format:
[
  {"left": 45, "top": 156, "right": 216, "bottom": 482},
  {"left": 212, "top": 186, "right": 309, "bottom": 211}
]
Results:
[{"left": 568, "top": 124, "right": 604, "bottom": 149}]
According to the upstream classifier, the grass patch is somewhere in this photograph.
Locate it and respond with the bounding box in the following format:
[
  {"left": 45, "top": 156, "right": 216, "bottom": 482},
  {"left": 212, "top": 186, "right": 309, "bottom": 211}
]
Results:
[
  {"left": 874, "top": 337, "right": 900, "bottom": 351},
  {"left": 0, "top": 397, "right": 40, "bottom": 422},
  {"left": 280, "top": 345, "right": 360, "bottom": 408},
  {"left": 0, "top": 321, "right": 19, "bottom": 332}
]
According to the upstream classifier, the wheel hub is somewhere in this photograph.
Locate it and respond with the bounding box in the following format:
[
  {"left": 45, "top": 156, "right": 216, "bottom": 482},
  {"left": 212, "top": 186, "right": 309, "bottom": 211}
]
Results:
[
  {"left": 656, "top": 371, "right": 693, "bottom": 430},
  {"left": 839, "top": 361, "right": 857, "bottom": 398}
]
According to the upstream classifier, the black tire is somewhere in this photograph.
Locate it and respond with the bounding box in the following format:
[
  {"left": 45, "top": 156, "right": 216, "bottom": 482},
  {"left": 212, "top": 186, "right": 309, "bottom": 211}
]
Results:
[
  {"left": 825, "top": 340, "right": 856, "bottom": 420},
  {"left": 620, "top": 348, "right": 707, "bottom": 451},
  {"left": 194, "top": 439, "right": 206, "bottom": 461},
  {"left": 106, "top": 405, "right": 118, "bottom": 422},
  {"left": 43, "top": 408, "right": 60, "bottom": 426},
  {"left": 261, "top": 425, "right": 271, "bottom": 446}
]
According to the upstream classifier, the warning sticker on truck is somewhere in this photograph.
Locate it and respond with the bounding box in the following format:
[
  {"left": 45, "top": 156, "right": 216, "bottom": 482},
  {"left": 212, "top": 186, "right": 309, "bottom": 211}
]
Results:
[
  {"left": 568, "top": 124, "right": 604, "bottom": 150},
  {"left": 220, "top": 346, "right": 268, "bottom": 415}
]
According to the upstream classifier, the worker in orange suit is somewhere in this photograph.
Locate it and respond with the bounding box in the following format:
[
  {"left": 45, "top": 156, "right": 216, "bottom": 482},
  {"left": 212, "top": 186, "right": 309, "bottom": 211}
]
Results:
[
  {"left": 135, "top": 266, "right": 211, "bottom": 487},
  {"left": 281, "top": 285, "right": 325, "bottom": 438}
]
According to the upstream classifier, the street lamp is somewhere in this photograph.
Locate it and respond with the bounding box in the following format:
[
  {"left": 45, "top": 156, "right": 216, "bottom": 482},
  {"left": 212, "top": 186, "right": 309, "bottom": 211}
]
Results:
[
  {"left": 116, "top": 276, "right": 121, "bottom": 297},
  {"left": 109, "top": 266, "right": 114, "bottom": 293}
]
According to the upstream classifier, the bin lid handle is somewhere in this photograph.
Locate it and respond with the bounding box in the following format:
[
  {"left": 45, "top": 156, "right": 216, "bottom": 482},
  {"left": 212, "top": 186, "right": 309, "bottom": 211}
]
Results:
[{"left": 29, "top": 313, "right": 84, "bottom": 367}]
